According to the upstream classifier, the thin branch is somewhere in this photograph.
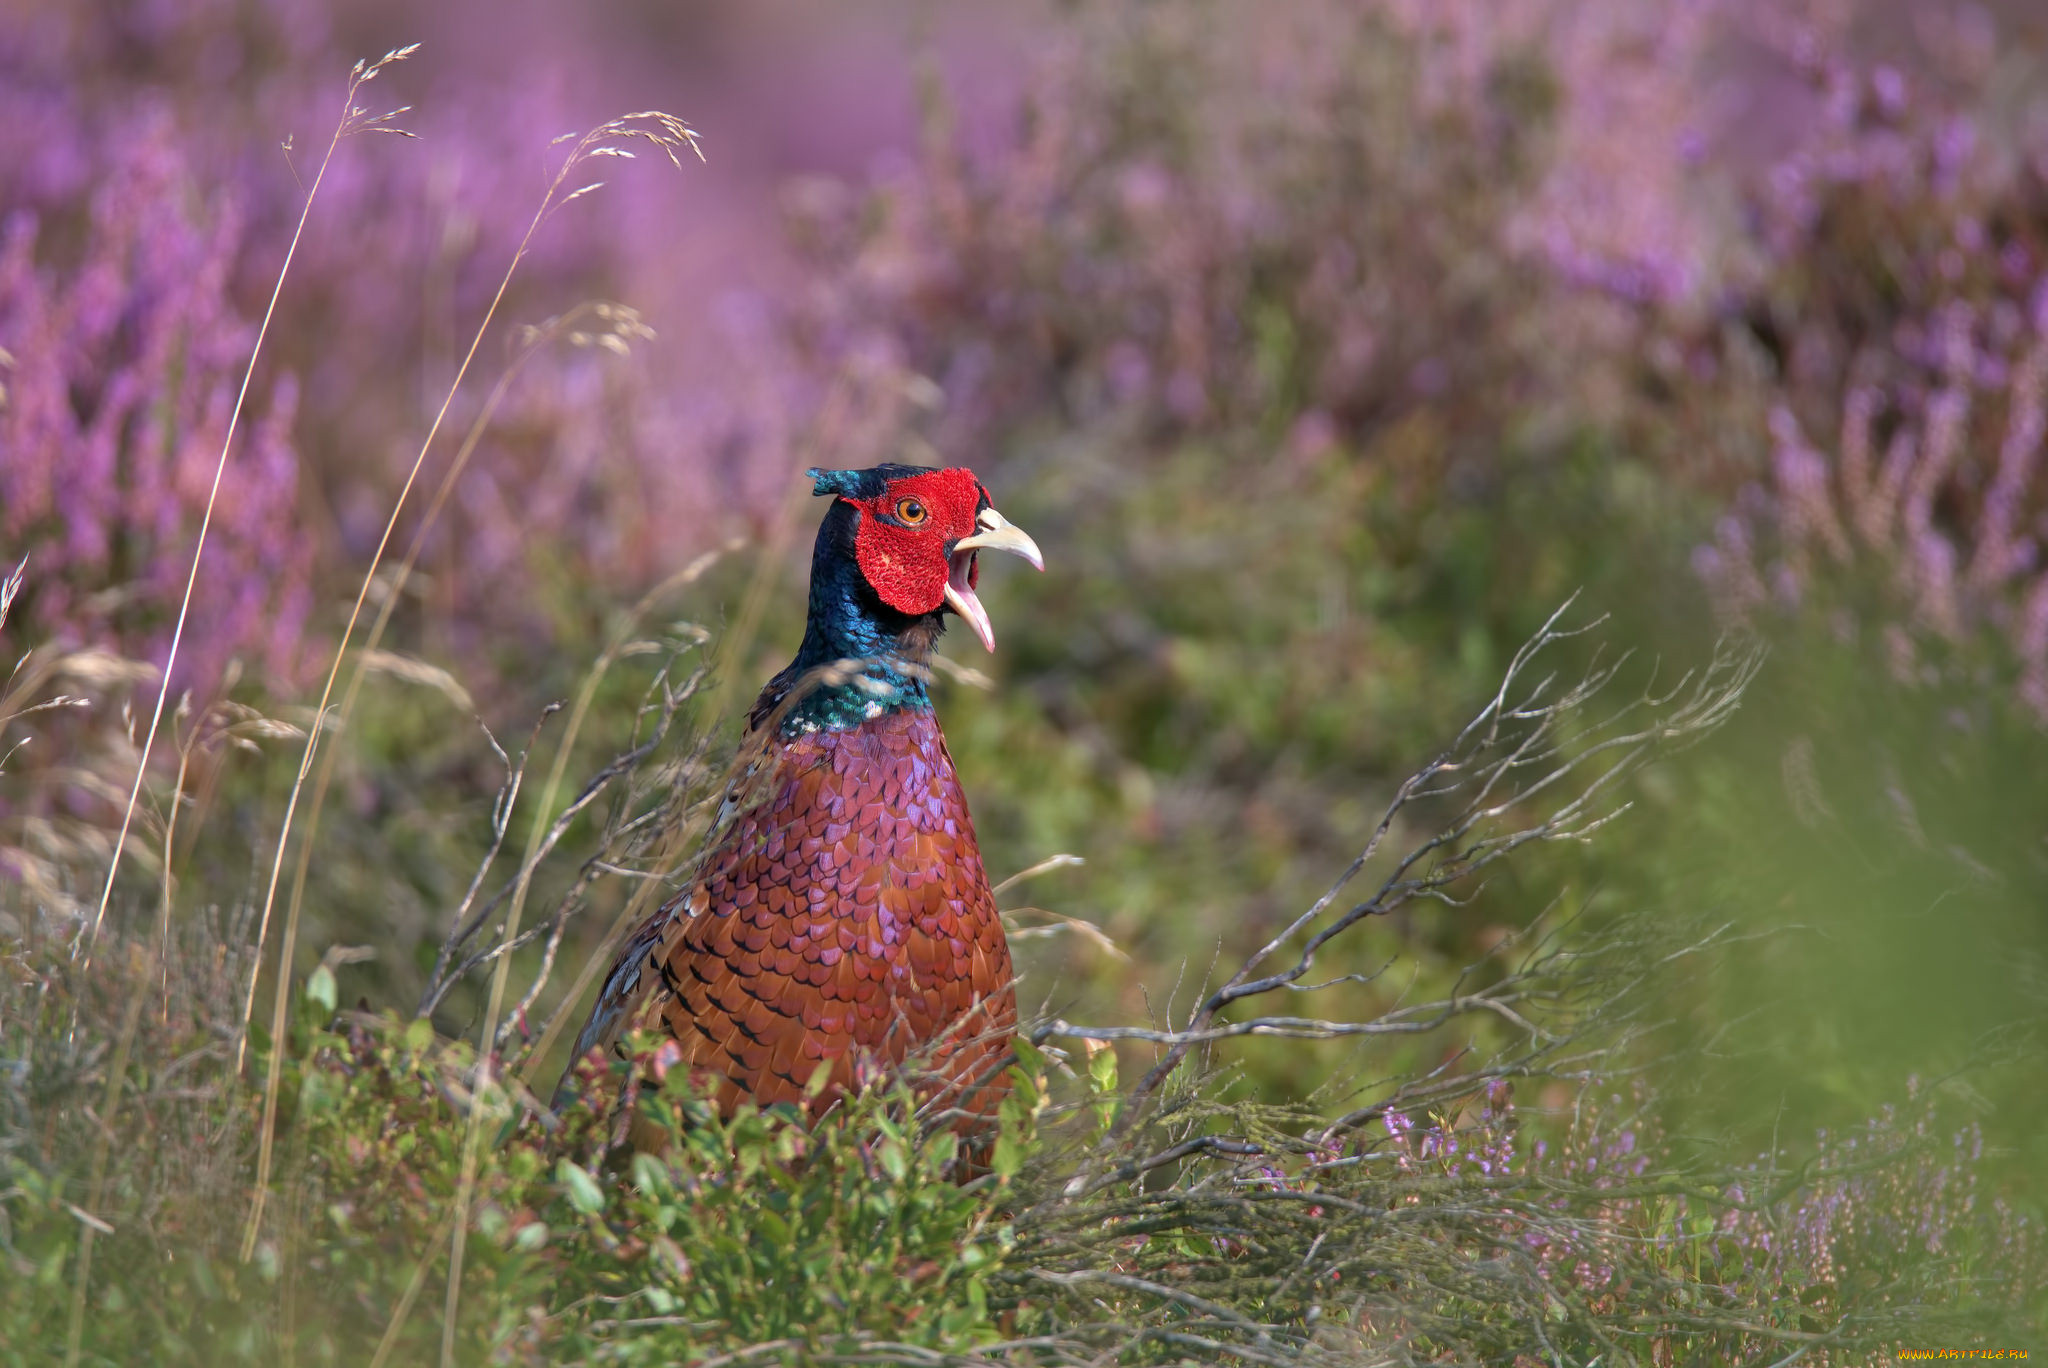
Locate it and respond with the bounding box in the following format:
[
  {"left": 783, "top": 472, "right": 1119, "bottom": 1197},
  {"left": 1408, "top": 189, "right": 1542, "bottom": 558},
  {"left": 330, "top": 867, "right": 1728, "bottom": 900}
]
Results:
[{"left": 1115, "top": 617, "right": 1761, "bottom": 1111}]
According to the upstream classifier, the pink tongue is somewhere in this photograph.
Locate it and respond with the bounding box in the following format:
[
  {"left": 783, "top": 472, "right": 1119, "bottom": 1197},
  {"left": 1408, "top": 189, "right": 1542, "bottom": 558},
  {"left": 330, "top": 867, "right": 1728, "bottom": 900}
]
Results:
[{"left": 945, "top": 552, "right": 995, "bottom": 652}]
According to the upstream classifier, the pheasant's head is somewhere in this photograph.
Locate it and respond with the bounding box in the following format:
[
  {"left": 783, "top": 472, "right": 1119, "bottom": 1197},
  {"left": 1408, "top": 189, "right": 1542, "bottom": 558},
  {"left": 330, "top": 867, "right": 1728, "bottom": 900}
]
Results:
[{"left": 808, "top": 464, "right": 1043, "bottom": 652}]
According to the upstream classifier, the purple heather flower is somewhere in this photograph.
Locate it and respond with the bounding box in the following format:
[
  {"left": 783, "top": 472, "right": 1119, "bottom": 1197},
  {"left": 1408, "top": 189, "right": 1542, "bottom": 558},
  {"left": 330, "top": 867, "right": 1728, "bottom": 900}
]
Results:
[
  {"left": 1871, "top": 65, "right": 1907, "bottom": 117},
  {"left": 0, "top": 112, "right": 315, "bottom": 696},
  {"left": 1691, "top": 85, "right": 2048, "bottom": 721}
]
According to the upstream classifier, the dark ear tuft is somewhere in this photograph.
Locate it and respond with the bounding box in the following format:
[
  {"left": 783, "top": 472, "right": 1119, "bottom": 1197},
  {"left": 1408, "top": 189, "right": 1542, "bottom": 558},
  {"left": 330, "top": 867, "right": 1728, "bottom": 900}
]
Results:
[
  {"left": 807, "top": 463, "right": 940, "bottom": 500},
  {"left": 808, "top": 467, "right": 870, "bottom": 499}
]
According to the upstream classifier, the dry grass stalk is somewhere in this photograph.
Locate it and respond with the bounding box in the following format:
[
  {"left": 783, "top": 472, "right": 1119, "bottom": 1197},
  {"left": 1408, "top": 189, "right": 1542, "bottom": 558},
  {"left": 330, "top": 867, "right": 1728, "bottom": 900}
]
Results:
[
  {"left": 249, "top": 112, "right": 706, "bottom": 1368},
  {"left": 236, "top": 103, "right": 701, "bottom": 1279},
  {"left": 76, "top": 45, "right": 417, "bottom": 970},
  {"left": 270, "top": 298, "right": 658, "bottom": 1035},
  {"left": 53, "top": 47, "right": 421, "bottom": 1364},
  {"left": 432, "top": 546, "right": 725, "bottom": 1364},
  {"left": 354, "top": 547, "right": 728, "bottom": 1359}
]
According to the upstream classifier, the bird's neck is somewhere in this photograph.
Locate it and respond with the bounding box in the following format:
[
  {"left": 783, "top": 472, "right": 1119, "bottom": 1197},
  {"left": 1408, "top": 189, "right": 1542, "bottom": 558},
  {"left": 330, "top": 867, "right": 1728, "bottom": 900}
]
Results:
[{"left": 764, "top": 545, "right": 940, "bottom": 736}]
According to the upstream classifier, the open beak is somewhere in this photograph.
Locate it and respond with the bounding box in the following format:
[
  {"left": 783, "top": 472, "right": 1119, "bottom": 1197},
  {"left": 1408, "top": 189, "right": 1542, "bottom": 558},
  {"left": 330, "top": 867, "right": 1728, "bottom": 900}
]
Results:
[{"left": 944, "top": 507, "right": 1044, "bottom": 652}]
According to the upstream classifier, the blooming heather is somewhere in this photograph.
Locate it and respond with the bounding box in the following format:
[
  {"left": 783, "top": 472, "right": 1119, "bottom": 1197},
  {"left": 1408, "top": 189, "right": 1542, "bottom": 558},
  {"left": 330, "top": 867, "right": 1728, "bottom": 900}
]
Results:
[
  {"left": 1365, "top": 1080, "right": 2043, "bottom": 1344},
  {"left": 0, "top": 1, "right": 807, "bottom": 694},
  {"left": 1688, "top": 55, "right": 2048, "bottom": 716},
  {"left": 0, "top": 108, "right": 313, "bottom": 694},
  {"left": 2, "top": 0, "right": 2044, "bottom": 730}
]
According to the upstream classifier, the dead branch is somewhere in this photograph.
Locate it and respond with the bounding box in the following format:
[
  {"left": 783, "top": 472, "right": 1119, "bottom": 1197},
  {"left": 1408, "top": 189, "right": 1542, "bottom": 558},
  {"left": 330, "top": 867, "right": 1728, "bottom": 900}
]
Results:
[{"left": 1108, "top": 602, "right": 1760, "bottom": 1109}]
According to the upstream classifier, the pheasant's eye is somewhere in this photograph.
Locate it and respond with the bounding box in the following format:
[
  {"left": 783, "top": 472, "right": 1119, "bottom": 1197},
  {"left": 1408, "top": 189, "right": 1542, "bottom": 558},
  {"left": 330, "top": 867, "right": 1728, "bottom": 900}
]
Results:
[{"left": 894, "top": 497, "right": 927, "bottom": 525}]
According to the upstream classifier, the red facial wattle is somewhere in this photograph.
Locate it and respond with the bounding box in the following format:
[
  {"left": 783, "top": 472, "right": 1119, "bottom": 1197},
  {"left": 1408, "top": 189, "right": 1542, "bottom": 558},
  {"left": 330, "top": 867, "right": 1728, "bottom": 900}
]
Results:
[{"left": 845, "top": 468, "right": 1044, "bottom": 651}]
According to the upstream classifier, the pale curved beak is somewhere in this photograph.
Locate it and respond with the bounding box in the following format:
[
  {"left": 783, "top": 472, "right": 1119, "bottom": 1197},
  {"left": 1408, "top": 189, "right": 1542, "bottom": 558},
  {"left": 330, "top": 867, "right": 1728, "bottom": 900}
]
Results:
[{"left": 944, "top": 507, "right": 1044, "bottom": 652}]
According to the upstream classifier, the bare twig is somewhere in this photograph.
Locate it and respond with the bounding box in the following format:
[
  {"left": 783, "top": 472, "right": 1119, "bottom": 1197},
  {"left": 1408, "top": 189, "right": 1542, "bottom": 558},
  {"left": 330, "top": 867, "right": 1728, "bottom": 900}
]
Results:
[{"left": 1117, "top": 609, "right": 1760, "bottom": 1111}]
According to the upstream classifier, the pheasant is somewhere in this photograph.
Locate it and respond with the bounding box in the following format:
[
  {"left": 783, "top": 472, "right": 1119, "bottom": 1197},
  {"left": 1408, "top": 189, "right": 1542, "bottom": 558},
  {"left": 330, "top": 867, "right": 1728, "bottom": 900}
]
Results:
[{"left": 556, "top": 463, "right": 1043, "bottom": 1145}]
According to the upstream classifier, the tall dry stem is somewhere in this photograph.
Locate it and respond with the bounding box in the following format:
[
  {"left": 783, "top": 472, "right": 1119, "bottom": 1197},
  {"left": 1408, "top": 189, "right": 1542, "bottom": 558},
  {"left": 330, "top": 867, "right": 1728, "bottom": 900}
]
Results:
[
  {"left": 237, "top": 107, "right": 699, "bottom": 1267},
  {"left": 436, "top": 544, "right": 722, "bottom": 1365},
  {"left": 270, "top": 300, "right": 655, "bottom": 1032},
  {"left": 78, "top": 45, "right": 418, "bottom": 966}
]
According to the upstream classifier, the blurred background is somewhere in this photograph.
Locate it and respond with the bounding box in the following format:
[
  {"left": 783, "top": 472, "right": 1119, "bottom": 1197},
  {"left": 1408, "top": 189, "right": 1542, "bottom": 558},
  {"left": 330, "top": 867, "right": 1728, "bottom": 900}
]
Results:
[{"left": 5, "top": 0, "right": 2048, "bottom": 1213}]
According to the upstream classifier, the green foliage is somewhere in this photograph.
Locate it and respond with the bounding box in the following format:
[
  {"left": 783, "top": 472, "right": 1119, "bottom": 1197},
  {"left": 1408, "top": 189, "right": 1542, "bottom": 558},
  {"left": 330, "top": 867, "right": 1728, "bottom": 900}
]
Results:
[
  {"left": 542, "top": 1040, "right": 1022, "bottom": 1358},
  {"left": 6, "top": 790, "right": 2044, "bottom": 1366},
  {"left": 0, "top": 989, "right": 1027, "bottom": 1363}
]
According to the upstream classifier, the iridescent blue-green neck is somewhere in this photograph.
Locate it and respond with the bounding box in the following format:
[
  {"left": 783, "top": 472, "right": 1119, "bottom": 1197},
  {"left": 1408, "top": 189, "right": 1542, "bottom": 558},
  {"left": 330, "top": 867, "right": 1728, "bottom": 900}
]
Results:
[{"left": 761, "top": 499, "right": 939, "bottom": 736}]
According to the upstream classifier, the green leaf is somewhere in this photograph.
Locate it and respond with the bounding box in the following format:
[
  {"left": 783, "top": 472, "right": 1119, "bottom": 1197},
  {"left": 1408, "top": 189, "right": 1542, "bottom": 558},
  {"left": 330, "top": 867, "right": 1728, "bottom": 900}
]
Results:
[
  {"left": 630, "top": 1152, "right": 673, "bottom": 1197},
  {"left": 296, "top": 1069, "right": 336, "bottom": 1117},
  {"left": 1011, "top": 1038, "right": 1047, "bottom": 1076},
  {"left": 557, "top": 1159, "right": 606, "bottom": 1216},
  {"left": 1088, "top": 1042, "right": 1118, "bottom": 1092},
  {"left": 403, "top": 1016, "right": 434, "bottom": 1054},
  {"left": 304, "top": 963, "right": 337, "bottom": 1014},
  {"left": 990, "top": 1134, "right": 1025, "bottom": 1181}
]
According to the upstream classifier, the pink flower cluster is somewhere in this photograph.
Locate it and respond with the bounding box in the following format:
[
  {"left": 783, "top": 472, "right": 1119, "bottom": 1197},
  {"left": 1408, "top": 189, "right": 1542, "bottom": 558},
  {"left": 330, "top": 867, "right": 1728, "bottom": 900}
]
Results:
[
  {"left": 0, "top": 108, "right": 313, "bottom": 693},
  {"left": 1688, "top": 45, "right": 2048, "bottom": 715},
  {"left": 1367, "top": 1078, "right": 2041, "bottom": 1321}
]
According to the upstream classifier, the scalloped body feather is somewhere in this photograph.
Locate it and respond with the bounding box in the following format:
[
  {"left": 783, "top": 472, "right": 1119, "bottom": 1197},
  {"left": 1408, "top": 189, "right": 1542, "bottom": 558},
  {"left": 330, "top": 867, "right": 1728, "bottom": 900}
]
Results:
[{"left": 567, "top": 708, "right": 1015, "bottom": 1129}]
